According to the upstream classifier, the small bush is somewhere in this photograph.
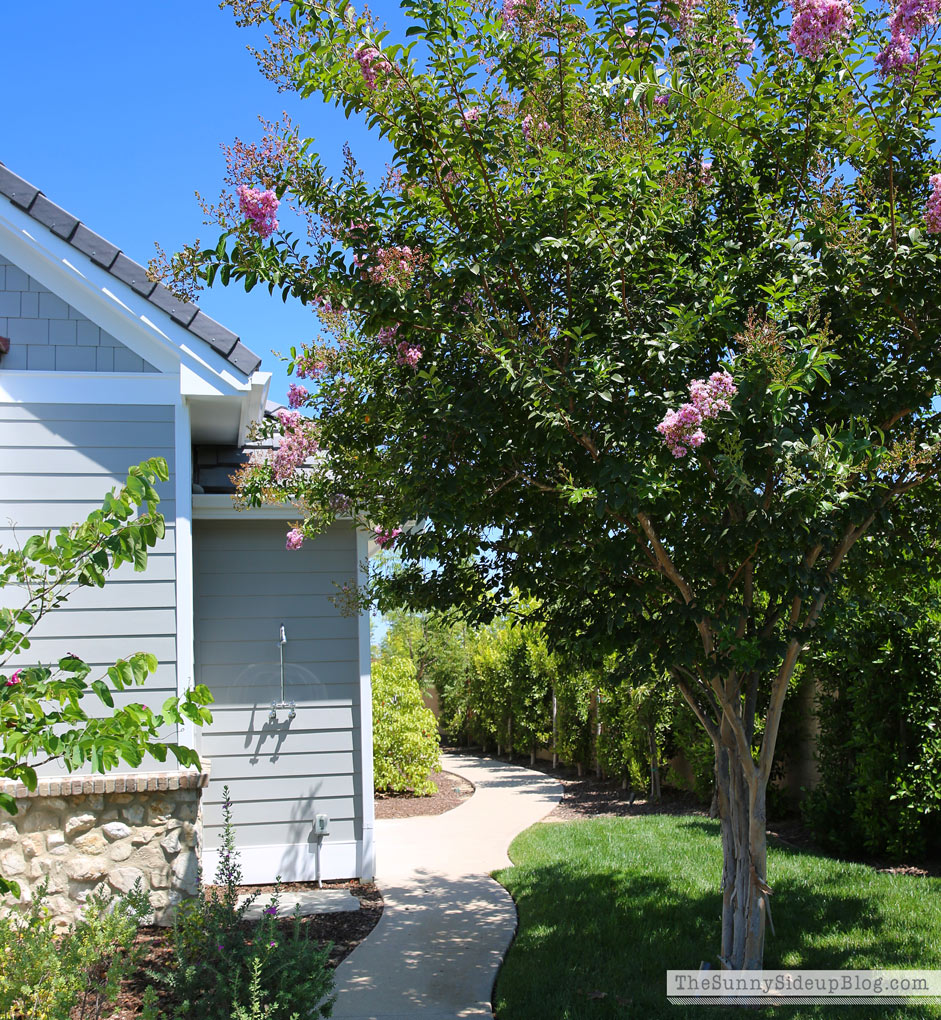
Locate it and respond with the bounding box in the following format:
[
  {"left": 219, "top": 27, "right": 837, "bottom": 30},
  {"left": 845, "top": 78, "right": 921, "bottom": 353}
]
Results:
[
  {"left": 0, "top": 880, "right": 151, "bottom": 1020},
  {"left": 152, "top": 786, "right": 335, "bottom": 1019},
  {"left": 372, "top": 657, "right": 441, "bottom": 795}
]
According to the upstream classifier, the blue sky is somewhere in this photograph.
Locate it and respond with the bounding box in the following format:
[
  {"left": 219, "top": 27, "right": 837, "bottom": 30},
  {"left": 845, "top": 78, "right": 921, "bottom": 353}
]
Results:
[{"left": 1, "top": 1, "right": 410, "bottom": 405}]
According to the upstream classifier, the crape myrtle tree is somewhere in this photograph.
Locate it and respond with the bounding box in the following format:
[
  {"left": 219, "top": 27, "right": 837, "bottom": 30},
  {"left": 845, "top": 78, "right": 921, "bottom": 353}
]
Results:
[{"left": 165, "top": 0, "right": 941, "bottom": 970}]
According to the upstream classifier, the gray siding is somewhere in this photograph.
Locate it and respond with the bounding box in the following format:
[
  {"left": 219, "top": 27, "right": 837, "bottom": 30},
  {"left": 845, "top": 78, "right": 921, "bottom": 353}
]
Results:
[
  {"left": 0, "top": 256, "right": 158, "bottom": 372},
  {"left": 0, "top": 402, "right": 177, "bottom": 754},
  {"left": 194, "top": 519, "right": 362, "bottom": 864}
]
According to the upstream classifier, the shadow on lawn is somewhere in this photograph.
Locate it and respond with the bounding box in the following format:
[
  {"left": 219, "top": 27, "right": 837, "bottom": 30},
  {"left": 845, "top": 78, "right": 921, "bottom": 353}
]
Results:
[{"left": 493, "top": 822, "right": 940, "bottom": 1020}]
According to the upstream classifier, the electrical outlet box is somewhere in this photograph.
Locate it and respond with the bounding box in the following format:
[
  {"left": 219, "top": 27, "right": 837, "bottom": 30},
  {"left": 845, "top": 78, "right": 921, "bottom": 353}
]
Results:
[{"left": 315, "top": 813, "right": 330, "bottom": 836}]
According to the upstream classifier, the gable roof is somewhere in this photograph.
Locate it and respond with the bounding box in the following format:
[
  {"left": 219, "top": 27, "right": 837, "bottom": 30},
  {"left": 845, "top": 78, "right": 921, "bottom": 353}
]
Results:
[{"left": 0, "top": 160, "right": 262, "bottom": 376}]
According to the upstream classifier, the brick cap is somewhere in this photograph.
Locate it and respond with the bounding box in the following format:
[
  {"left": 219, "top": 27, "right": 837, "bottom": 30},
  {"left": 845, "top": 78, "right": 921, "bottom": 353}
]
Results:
[{"left": 0, "top": 763, "right": 211, "bottom": 800}]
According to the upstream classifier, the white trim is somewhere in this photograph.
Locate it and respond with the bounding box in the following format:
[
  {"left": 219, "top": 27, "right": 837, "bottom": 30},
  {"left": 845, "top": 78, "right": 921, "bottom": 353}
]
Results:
[
  {"left": 238, "top": 374, "right": 272, "bottom": 445},
  {"left": 174, "top": 399, "right": 196, "bottom": 752},
  {"left": 202, "top": 839, "right": 365, "bottom": 884},
  {"left": 356, "top": 527, "right": 376, "bottom": 881},
  {"left": 0, "top": 371, "right": 180, "bottom": 405},
  {"left": 192, "top": 494, "right": 302, "bottom": 520}
]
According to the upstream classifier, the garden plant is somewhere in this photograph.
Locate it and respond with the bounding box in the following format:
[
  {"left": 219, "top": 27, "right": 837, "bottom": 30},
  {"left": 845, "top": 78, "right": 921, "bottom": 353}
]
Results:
[
  {"left": 163, "top": 0, "right": 941, "bottom": 971},
  {"left": 371, "top": 656, "right": 442, "bottom": 794},
  {"left": 151, "top": 785, "right": 335, "bottom": 1020}
]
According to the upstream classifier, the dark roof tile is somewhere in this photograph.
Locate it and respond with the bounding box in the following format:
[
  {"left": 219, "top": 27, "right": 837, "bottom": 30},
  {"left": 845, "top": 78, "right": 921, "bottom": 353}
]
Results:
[
  {"left": 0, "top": 165, "right": 40, "bottom": 210},
  {"left": 0, "top": 159, "right": 262, "bottom": 378},
  {"left": 71, "top": 224, "right": 120, "bottom": 269},
  {"left": 28, "top": 194, "right": 79, "bottom": 239},
  {"left": 186, "top": 311, "right": 239, "bottom": 356},
  {"left": 110, "top": 253, "right": 157, "bottom": 297},
  {"left": 148, "top": 281, "right": 200, "bottom": 326},
  {"left": 227, "top": 341, "right": 263, "bottom": 375}
]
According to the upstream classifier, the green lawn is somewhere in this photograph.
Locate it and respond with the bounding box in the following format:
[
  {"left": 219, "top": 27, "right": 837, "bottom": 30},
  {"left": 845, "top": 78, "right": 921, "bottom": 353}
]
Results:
[{"left": 493, "top": 815, "right": 941, "bottom": 1020}]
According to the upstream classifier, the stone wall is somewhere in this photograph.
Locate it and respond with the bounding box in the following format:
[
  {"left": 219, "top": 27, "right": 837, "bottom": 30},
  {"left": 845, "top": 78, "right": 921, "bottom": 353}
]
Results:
[{"left": 0, "top": 767, "right": 210, "bottom": 929}]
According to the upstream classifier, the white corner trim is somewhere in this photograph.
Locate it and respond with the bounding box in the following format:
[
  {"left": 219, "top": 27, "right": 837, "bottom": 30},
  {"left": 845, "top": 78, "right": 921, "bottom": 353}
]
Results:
[
  {"left": 175, "top": 400, "right": 196, "bottom": 752},
  {"left": 192, "top": 494, "right": 303, "bottom": 520},
  {"left": 0, "top": 371, "right": 180, "bottom": 405},
  {"left": 356, "top": 527, "right": 376, "bottom": 882}
]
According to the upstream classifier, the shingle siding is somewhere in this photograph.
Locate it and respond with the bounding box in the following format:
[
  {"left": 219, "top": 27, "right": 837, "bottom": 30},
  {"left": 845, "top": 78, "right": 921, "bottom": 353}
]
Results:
[{"left": 0, "top": 256, "right": 158, "bottom": 373}]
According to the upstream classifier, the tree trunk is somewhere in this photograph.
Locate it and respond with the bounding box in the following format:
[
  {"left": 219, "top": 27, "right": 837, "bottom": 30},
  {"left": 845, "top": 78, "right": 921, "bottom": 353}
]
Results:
[
  {"left": 551, "top": 687, "right": 558, "bottom": 768},
  {"left": 716, "top": 724, "right": 770, "bottom": 970},
  {"left": 648, "top": 720, "right": 661, "bottom": 802},
  {"left": 591, "top": 689, "right": 601, "bottom": 778}
]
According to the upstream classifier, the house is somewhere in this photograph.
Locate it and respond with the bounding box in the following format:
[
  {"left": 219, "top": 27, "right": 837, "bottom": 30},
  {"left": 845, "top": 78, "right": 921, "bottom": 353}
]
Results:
[{"left": 0, "top": 161, "right": 374, "bottom": 922}]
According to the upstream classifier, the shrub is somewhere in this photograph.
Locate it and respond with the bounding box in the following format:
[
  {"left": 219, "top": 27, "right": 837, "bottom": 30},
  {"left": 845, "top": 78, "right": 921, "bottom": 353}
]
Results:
[
  {"left": 372, "top": 658, "right": 441, "bottom": 794},
  {"left": 598, "top": 673, "right": 673, "bottom": 797},
  {"left": 666, "top": 700, "right": 716, "bottom": 806},
  {"left": 0, "top": 880, "right": 151, "bottom": 1020},
  {"left": 152, "top": 786, "right": 335, "bottom": 1019},
  {"left": 803, "top": 614, "right": 941, "bottom": 859}
]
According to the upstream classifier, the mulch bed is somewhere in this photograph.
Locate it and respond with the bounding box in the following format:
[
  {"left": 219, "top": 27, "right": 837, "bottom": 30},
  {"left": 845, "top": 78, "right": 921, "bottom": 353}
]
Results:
[
  {"left": 448, "top": 749, "right": 705, "bottom": 822},
  {"left": 542, "top": 771, "right": 704, "bottom": 822},
  {"left": 110, "top": 880, "right": 382, "bottom": 1018},
  {"left": 374, "top": 769, "right": 475, "bottom": 818}
]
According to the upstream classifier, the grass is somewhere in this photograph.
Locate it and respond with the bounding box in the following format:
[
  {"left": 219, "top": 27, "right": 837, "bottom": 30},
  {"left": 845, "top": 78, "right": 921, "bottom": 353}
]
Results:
[{"left": 493, "top": 815, "right": 941, "bottom": 1020}]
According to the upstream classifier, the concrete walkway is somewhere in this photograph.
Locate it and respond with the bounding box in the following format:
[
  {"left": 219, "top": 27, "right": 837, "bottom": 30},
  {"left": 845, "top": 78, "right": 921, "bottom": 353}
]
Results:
[{"left": 332, "top": 753, "right": 563, "bottom": 1020}]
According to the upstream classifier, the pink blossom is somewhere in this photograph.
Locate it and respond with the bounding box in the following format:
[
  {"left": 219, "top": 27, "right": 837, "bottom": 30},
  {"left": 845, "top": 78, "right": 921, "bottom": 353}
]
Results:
[
  {"left": 657, "top": 403, "right": 705, "bottom": 458},
  {"left": 892, "top": 0, "right": 941, "bottom": 38},
  {"left": 926, "top": 174, "right": 941, "bottom": 234},
  {"left": 654, "top": 93, "right": 671, "bottom": 108},
  {"left": 287, "top": 383, "right": 309, "bottom": 409},
  {"left": 286, "top": 528, "right": 304, "bottom": 551},
  {"left": 522, "top": 115, "right": 550, "bottom": 142},
  {"left": 355, "top": 45, "right": 391, "bottom": 90},
  {"left": 875, "top": 32, "right": 917, "bottom": 75},
  {"left": 700, "top": 160, "right": 715, "bottom": 187},
  {"left": 657, "top": 371, "right": 737, "bottom": 458},
  {"left": 276, "top": 409, "right": 301, "bottom": 431},
  {"left": 375, "top": 527, "right": 403, "bottom": 549},
  {"left": 396, "top": 341, "right": 423, "bottom": 368},
  {"left": 787, "top": 0, "right": 853, "bottom": 60},
  {"left": 463, "top": 106, "right": 481, "bottom": 124},
  {"left": 272, "top": 409, "right": 319, "bottom": 481},
  {"left": 377, "top": 324, "right": 400, "bottom": 346},
  {"left": 237, "top": 185, "right": 279, "bottom": 239},
  {"left": 5, "top": 670, "right": 21, "bottom": 687},
  {"left": 502, "top": 0, "right": 524, "bottom": 25},
  {"left": 329, "top": 493, "right": 353, "bottom": 514},
  {"left": 663, "top": 0, "right": 698, "bottom": 34},
  {"left": 369, "top": 246, "right": 422, "bottom": 289},
  {"left": 876, "top": 0, "right": 938, "bottom": 76},
  {"left": 295, "top": 353, "right": 327, "bottom": 379}
]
